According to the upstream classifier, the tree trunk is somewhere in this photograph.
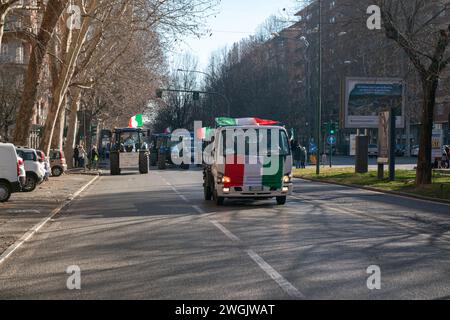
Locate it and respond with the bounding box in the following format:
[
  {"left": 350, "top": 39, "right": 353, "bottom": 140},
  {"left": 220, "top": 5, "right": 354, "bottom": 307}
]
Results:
[
  {"left": 416, "top": 78, "right": 439, "bottom": 185},
  {"left": 13, "top": 0, "right": 66, "bottom": 146},
  {"left": 64, "top": 89, "right": 81, "bottom": 168},
  {"left": 0, "top": 9, "right": 8, "bottom": 53},
  {"left": 50, "top": 97, "right": 66, "bottom": 151},
  {"left": 38, "top": 0, "right": 96, "bottom": 156}
]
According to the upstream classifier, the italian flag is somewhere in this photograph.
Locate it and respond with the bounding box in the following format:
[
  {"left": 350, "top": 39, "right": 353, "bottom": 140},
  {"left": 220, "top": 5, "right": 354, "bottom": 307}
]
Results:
[
  {"left": 196, "top": 127, "right": 213, "bottom": 140},
  {"left": 224, "top": 155, "right": 285, "bottom": 189},
  {"left": 128, "top": 114, "right": 143, "bottom": 128},
  {"left": 216, "top": 117, "right": 279, "bottom": 126}
]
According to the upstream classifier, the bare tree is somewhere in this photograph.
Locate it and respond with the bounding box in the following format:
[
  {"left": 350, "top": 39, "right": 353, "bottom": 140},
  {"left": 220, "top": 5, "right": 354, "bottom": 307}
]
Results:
[
  {"left": 0, "top": 68, "right": 21, "bottom": 142},
  {"left": 152, "top": 53, "right": 200, "bottom": 132},
  {"left": 13, "top": 0, "right": 67, "bottom": 146},
  {"left": 377, "top": 0, "right": 450, "bottom": 185}
]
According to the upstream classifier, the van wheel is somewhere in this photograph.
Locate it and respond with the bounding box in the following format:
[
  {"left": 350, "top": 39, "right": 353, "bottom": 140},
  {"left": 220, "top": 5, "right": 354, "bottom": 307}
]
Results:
[
  {"left": 213, "top": 190, "right": 225, "bottom": 206},
  {"left": 276, "top": 196, "right": 287, "bottom": 205},
  {"left": 23, "top": 174, "right": 37, "bottom": 192},
  {"left": 52, "top": 166, "right": 63, "bottom": 177},
  {"left": 204, "top": 185, "right": 212, "bottom": 201},
  {"left": 0, "top": 182, "right": 11, "bottom": 202}
]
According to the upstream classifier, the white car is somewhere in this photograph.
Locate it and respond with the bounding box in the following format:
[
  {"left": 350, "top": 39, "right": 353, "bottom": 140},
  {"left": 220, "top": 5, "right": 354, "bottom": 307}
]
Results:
[
  {"left": 0, "top": 143, "right": 25, "bottom": 202},
  {"left": 411, "top": 145, "right": 419, "bottom": 157},
  {"left": 15, "top": 147, "right": 45, "bottom": 192},
  {"left": 368, "top": 144, "right": 378, "bottom": 157}
]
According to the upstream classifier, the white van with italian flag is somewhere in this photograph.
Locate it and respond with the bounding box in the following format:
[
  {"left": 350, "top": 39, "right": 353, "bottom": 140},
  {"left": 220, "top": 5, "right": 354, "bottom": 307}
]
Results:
[{"left": 203, "top": 117, "right": 293, "bottom": 206}]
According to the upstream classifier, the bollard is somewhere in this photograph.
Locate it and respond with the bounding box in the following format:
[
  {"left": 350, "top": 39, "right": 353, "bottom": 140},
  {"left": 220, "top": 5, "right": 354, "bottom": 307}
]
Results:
[{"left": 378, "top": 163, "right": 384, "bottom": 180}]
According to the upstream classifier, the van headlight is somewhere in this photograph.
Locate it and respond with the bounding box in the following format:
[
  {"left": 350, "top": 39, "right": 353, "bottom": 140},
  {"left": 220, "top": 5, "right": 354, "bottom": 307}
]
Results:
[
  {"left": 217, "top": 173, "right": 231, "bottom": 184},
  {"left": 283, "top": 174, "right": 292, "bottom": 184}
]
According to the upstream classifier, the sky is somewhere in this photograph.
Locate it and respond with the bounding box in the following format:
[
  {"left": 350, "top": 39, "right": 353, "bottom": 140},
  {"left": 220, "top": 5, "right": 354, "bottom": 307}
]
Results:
[{"left": 169, "top": 0, "right": 299, "bottom": 72}]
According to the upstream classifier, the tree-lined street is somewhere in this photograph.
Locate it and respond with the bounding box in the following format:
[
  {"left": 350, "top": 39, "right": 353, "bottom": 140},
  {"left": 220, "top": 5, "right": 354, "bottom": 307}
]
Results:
[
  {"left": 1, "top": 168, "right": 450, "bottom": 300},
  {"left": 1, "top": 0, "right": 450, "bottom": 304}
]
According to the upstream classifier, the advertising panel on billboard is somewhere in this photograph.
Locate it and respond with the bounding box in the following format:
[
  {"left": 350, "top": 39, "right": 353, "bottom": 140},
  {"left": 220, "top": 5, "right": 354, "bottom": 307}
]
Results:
[
  {"left": 344, "top": 77, "right": 405, "bottom": 129},
  {"left": 432, "top": 129, "right": 443, "bottom": 159}
]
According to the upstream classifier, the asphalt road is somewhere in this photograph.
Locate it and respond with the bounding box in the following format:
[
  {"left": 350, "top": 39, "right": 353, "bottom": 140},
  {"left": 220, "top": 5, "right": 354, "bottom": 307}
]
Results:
[{"left": 1, "top": 167, "right": 450, "bottom": 300}]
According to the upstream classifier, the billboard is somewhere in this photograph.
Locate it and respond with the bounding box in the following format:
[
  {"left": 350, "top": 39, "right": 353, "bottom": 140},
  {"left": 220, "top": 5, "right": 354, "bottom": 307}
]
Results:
[{"left": 344, "top": 77, "right": 405, "bottom": 129}]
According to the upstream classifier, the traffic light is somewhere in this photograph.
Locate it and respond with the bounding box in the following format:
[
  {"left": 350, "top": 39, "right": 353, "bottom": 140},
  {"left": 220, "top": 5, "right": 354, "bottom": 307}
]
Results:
[
  {"left": 329, "top": 122, "right": 336, "bottom": 135},
  {"left": 193, "top": 91, "right": 200, "bottom": 101},
  {"left": 91, "top": 123, "right": 97, "bottom": 135}
]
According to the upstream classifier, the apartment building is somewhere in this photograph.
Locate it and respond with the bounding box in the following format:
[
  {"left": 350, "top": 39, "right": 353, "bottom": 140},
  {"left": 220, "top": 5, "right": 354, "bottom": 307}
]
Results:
[
  {"left": 0, "top": 0, "right": 47, "bottom": 146},
  {"left": 273, "top": 0, "right": 450, "bottom": 151}
]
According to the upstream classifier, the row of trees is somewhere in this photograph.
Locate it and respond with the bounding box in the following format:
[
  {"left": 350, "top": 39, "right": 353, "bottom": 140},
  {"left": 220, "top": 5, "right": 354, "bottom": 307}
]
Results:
[
  {"left": 151, "top": 0, "right": 449, "bottom": 186},
  {"left": 0, "top": 0, "right": 217, "bottom": 165}
]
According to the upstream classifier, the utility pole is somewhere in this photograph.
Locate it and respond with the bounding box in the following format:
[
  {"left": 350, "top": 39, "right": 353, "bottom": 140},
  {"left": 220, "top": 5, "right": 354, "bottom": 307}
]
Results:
[{"left": 316, "top": 0, "right": 322, "bottom": 175}]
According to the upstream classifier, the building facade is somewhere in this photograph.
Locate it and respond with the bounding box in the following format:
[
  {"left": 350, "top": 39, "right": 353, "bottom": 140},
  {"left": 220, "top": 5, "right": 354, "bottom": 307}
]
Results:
[
  {"left": 270, "top": 0, "right": 449, "bottom": 153},
  {"left": 0, "top": 0, "right": 47, "bottom": 147}
]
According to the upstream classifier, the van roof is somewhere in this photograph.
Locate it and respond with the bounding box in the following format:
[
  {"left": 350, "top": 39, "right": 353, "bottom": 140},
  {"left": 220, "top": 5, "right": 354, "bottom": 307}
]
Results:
[{"left": 218, "top": 125, "right": 287, "bottom": 131}]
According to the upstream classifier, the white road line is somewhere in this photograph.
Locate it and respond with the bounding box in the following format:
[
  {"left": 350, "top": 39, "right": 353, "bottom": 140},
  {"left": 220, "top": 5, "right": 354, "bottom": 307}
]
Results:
[
  {"left": 246, "top": 249, "right": 304, "bottom": 299},
  {"left": 166, "top": 177, "right": 304, "bottom": 298},
  {"left": 210, "top": 220, "right": 241, "bottom": 242},
  {"left": 5, "top": 210, "right": 41, "bottom": 214},
  {"left": 192, "top": 205, "right": 204, "bottom": 214},
  {"left": 0, "top": 175, "right": 100, "bottom": 267}
]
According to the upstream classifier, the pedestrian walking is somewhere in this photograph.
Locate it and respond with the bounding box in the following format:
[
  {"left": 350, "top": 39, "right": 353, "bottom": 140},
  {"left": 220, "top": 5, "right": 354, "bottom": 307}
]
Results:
[
  {"left": 292, "top": 141, "right": 302, "bottom": 169},
  {"left": 321, "top": 153, "right": 327, "bottom": 168},
  {"left": 73, "top": 145, "right": 79, "bottom": 168},
  {"left": 79, "top": 145, "right": 87, "bottom": 169},
  {"left": 90, "top": 146, "right": 99, "bottom": 171},
  {"left": 446, "top": 146, "right": 450, "bottom": 168},
  {"left": 301, "top": 146, "right": 307, "bottom": 168},
  {"left": 442, "top": 151, "right": 449, "bottom": 169}
]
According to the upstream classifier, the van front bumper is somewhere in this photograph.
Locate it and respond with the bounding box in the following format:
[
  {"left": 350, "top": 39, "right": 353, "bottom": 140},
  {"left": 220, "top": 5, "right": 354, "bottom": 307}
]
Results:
[{"left": 216, "top": 184, "right": 293, "bottom": 198}]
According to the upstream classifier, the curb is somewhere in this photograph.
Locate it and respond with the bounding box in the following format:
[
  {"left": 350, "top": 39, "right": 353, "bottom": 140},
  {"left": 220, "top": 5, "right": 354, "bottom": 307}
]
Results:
[
  {"left": 66, "top": 170, "right": 104, "bottom": 176},
  {"left": 0, "top": 175, "right": 100, "bottom": 266},
  {"left": 296, "top": 176, "right": 450, "bottom": 206}
]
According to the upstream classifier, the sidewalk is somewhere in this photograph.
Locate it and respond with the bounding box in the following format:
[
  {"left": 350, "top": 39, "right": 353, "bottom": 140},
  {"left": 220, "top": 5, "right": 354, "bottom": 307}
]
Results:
[{"left": 0, "top": 175, "right": 96, "bottom": 255}]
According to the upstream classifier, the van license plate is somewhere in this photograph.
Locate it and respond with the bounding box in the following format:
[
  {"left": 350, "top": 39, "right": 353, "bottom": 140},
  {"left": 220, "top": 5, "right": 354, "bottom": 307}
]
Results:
[{"left": 249, "top": 186, "right": 263, "bottom": 192}]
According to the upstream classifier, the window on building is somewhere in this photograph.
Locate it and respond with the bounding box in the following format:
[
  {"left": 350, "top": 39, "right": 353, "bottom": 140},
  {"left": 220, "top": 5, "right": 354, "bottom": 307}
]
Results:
[
  {"left": 16, "top": 45, "right": 24, "bottom": 64},
  {"left": 1, "top": 43, "right": 8, "bottom": 56}
]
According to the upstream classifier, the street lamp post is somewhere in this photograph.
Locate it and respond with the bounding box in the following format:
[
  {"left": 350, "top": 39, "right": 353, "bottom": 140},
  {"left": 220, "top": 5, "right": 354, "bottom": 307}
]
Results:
[{"left": 316, "top": 0, "right": 322, "bottom": 176}]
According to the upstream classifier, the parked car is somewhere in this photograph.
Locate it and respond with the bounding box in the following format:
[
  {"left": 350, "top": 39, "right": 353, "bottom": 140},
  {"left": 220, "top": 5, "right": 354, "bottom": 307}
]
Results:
[
  {"left": 36, "top": 150, "right": 51, "bottom": 181},
  {"left": 411, "top": 145, "right": 419, "bottom": 157},
  {"left": 15, "top": 146, "right": 45, "bottom": 192},
  {"left": 0, "top": 143, "right": 25, "bottom": 202},
  {"left": 368, "top": 144, "right": 378, "bottom": 157},
  {"left": 49, "top": 149, "right": 68, "bottom": 177}
]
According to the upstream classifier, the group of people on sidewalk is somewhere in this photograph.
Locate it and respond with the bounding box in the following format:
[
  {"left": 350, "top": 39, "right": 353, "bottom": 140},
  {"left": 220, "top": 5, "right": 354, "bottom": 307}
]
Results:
[
  {"left": 291, "top": 140, "right": 308, "bottom": 169},
  {"left": 73, "top": 145, "right": 100, "bottom": 170},
  {"left": 435, "top": 146, "right": 450, "bottom": 169}
]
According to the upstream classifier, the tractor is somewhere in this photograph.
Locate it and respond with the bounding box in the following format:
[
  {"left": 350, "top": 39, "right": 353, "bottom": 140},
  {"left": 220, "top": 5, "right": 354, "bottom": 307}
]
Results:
[
  {"left": 109, "top": 128, "right": 149, "bottom": 175},
  {"left": 150, "top": 133, "right": 191, "bottom": 170}
]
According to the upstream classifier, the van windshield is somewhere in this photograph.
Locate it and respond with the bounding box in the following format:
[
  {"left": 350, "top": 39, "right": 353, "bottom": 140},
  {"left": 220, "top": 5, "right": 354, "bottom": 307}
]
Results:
[{"left": 220, "top": 128, "right": 291, "bottom": 157}]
